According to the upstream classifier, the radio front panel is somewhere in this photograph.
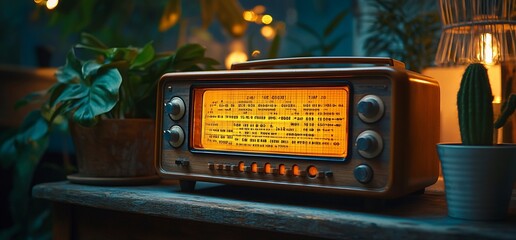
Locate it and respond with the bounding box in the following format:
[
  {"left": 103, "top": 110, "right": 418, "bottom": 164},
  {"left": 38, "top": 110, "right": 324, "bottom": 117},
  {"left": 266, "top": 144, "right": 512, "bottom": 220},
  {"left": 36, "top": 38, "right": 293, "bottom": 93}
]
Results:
[{"left": 156, "top": 65, "right": 439, "bottom": 198}]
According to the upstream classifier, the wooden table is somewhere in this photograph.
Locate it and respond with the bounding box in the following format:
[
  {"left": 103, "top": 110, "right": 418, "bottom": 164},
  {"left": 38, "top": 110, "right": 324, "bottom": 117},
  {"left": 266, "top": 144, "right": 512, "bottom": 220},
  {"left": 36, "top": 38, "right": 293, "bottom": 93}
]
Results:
[{"left": 32, "top": 179, "right": 516, "bottom": 240}]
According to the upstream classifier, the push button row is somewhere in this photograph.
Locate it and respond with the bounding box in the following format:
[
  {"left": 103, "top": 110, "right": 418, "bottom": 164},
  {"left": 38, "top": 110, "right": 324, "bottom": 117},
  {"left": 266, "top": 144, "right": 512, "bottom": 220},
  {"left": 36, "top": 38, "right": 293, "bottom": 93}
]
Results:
[{"left": 208, "top": 162, "right": 333, "bottom": 179}]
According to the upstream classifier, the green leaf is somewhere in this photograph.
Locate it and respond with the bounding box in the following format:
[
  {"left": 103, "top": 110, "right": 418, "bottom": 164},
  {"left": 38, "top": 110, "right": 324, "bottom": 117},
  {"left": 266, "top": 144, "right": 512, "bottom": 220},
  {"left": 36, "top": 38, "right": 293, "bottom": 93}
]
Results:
[
  {"left": 75, "top": 44, "right": 110, "bottom": 56},
  {"left": 174, "top": 44, "right": 206, "bottom": 62},
  {"left": 494, "top": 94, "right": 516, "bottom": 128},
  {"left": 48, "top": 83, "right": 67, "bottom": 107},
  {"left": 82, "top": 60, "right": 102, "bottom": 80},
  {"left": 80, "top": 32, "right": 108, "bottom": 49},
  {"left": 14, "top": 91, "right": 46, "bottom": 110},
  {"left": 99, "top": 60, "right": 130, "bottom": 73},
  {"left": 131, "top": 42, "right": 155, "bottom": 69},
  {"left": 55, "top": 50, "right": 82, "bottom": 84},
  {"left": 286, "top": 36, "right": 308, "bottom": 52},
  {"left": 52, "top": 84, "right": 89, "bottom": 107},
  {"left": 297, "top": 22, "right": 321, "bottom": 41},
  {"left": 72, "top": 68, "right": 122, "bottom": 126},
  {"left": 106, "top": 47, "right": 138, "bottom": 62},
  {"left": 268, "top": 31, "right": 282, "bottom": 59},
  {"left": 0, "top": 135, "right": 17, "bottom": 168},
  {"left": 323, "top": 34, "right": 347, "bottom": 54},
  {"left": 14, "top": 111, "right": 49, "bottom": 145},
  {"left": 9, "top": 133, "right": 49, "bottom": 227},
  {"left": 324, "top": 9, "right": 349, "bottom": 38}
]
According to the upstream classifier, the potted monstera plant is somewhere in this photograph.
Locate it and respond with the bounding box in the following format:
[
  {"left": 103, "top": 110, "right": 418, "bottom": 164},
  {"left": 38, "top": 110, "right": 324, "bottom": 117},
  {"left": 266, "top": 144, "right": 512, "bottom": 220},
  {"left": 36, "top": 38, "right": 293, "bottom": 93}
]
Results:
[
  {"left": 437, "top": 63, "right": 516, "bottom": 221},
  {"left": 5, "top": 33, "right": 218, "bottom": 185}
]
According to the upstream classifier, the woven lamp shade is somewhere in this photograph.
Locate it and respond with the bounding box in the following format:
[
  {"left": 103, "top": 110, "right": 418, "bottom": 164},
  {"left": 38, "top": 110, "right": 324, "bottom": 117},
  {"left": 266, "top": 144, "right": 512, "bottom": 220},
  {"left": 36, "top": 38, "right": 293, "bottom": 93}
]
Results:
[{"left": 435, "top": 0, "right": 516, "bottom": 66}]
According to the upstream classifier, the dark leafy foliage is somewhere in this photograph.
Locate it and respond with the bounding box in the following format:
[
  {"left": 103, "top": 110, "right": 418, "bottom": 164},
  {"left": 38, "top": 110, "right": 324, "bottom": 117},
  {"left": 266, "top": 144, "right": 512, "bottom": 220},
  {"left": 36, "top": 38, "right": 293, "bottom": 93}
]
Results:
[
  {"left": 362, "top": 0, "right": 441, "bottom": 72},
  {"left": 0, "top": 33, "right": 218, "bottom": 239}
]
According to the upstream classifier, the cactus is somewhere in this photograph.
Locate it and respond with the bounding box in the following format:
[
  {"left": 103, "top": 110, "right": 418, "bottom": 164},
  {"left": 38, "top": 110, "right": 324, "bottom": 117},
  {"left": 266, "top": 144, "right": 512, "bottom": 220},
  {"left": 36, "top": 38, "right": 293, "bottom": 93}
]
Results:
[
  {"left": 457, "top": 63, "right": 516, "bottom": 145},
  {"left": 457, "top": 63, "right": 494, "bottom": 145},
  {"left": 494, "top": 77, "right": 516, "bottom": 129}
]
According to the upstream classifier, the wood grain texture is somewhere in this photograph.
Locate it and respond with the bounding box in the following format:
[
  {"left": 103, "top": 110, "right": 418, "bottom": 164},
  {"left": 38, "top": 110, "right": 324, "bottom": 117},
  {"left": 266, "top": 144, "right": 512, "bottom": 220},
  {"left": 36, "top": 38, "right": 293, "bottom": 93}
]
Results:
[{"left": 33, "top": 180, "right": 516, "bottom": 240}]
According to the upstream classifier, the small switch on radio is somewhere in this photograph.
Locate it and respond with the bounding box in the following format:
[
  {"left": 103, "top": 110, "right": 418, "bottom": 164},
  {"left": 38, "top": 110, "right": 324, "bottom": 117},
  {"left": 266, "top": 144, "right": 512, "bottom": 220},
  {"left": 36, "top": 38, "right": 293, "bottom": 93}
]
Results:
[
  {"left": 175, "top": 159, "right": 189, "bottom": 166},
  {"left": 230, "top": 165, "right": 239, "bottom": 171},
  {"left": 216, "top": 164, "right": 224, "bottom": 170}
]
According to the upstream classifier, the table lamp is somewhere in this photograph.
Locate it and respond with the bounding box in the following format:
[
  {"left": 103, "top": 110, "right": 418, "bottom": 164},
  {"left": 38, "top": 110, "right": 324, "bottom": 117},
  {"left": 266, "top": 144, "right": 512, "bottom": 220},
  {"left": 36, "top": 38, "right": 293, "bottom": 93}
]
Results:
[{"left": 434, "top": 0, "right": 516, "bottom": 143}]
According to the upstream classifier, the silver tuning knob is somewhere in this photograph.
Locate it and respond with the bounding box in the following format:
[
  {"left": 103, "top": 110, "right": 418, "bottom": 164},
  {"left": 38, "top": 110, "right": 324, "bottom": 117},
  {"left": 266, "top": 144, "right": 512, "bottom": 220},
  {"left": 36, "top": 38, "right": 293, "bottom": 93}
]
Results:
[
  {"left": 357, "top": 95, "right": 384, "bottom": 123},
  {"left": 165, "top": 97, "right": 186, "bottom": 121},
  {"left": 355, "top": 130, "right": 383, "bottom": 159},
  {"left": 164, "top": 125, "right": 185, "bottom": 148}
]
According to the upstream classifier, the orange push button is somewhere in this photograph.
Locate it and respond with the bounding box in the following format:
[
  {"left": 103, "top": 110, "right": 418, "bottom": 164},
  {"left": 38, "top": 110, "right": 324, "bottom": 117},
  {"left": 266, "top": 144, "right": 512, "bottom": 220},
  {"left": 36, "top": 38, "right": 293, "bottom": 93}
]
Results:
[
  {"left": 307, "top": 166, "right": 318, "bottom": 178},
  {"left": 251, "top": 162, "right": 258, "bottom": 173},
  {"left": 278, "top": 164, "right": 286, "bottom": 175},
  {"left": 264, "top": 163, "right": 272, "bottom": 174},
  {"left": 238, "top": 162, "right": 245, "bottom": 172},
  {"left": 292, "top": 165, "right": 300, "bottom": 176}
]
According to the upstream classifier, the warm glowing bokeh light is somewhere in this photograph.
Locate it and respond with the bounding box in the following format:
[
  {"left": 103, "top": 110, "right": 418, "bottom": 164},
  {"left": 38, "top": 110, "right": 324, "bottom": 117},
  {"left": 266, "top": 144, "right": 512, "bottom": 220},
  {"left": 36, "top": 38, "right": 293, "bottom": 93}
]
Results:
[
  {"left": 477, "top": 33, "right": 499, "bottom": 65},
  {"left": 243, "top": 11, "right": 257, "bottom": 22},
  {"left": 260, "top": 25, "right": 276, "bottom": 40},
  {"left": 225, "top": 51, "right": 248, "bottom": 69},
  {"left": 46, "top": 0, "right": 58, "bottom": 10},
  {"left": 253, "top": 5, "right": 266, "bottom": 14},
  {"left": 251, "top": 50, "right": 261, "bottom": 57},
  {"left": 261, "top": 14, "right": 273, "bottom": 25},
  {"left": 34, "top": 0, "right": 44, "bottom": 4},
  {"left": 231, "top": 24, "right": 246, "bottom": 36}
]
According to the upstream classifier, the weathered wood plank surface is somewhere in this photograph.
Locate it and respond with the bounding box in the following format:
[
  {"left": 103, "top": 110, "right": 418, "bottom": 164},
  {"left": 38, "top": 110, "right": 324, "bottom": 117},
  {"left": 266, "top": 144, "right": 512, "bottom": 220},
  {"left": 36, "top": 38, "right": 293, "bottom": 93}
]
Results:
[{"left": 33, "top": 180, "right": 516, "bottom": 239}]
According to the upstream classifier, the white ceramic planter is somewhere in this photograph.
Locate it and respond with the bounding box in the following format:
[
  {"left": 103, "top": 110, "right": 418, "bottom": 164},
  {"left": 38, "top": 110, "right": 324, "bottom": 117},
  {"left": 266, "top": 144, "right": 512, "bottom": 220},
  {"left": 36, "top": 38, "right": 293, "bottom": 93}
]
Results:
[{"left": 437, "top": 144, "right": 516, "bottom": 220}]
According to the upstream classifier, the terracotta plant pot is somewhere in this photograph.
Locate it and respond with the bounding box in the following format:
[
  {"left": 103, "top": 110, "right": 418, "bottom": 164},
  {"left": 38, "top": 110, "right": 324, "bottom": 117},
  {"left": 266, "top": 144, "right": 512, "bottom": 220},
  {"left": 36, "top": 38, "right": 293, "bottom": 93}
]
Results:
[
  {"left": 70, "top": 119, "right": 157, "bottom": 179},
  {"left": 437, "top": 144, "right": 516, "bottom": 220}
]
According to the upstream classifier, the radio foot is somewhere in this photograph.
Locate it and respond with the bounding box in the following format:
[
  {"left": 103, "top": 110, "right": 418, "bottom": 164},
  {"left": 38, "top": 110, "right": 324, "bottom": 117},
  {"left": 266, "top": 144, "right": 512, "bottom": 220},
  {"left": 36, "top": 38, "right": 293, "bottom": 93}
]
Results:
[{"left": 179, "top": 180, "right": 196, "bottom": 192}]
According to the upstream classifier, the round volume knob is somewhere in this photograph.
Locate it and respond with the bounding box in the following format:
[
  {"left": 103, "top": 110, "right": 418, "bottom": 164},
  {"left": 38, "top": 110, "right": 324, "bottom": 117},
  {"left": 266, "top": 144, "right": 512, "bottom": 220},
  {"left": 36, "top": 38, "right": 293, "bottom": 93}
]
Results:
[
  {"left": 354, "top": 164, "right": 373, "bottom": 184},
  {"left": 164, "top": 125, "right": 185, "bottom": 148},
  {"left": 357, "top": 95, "right": 384, "bottom": 123},
  {"left": 355, "top": 130, "right": 383, "bottom": 159},
  {"left": 165, "top": 97, "right": 186, "bottom": 121}
]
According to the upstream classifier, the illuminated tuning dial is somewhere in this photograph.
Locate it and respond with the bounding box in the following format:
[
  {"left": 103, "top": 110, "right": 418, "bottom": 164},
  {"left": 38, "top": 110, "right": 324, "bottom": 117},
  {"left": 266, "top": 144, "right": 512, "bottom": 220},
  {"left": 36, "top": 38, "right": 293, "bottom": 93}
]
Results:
[
  {"left": 165, "top": 97, "right": 186, "bottom": 121},
  {"left": 164, "top": 125, "right": 185, "bottom": 148},
  {"left": 357, "top": 95, "right": 384, "bottom": 123},
  {"left": 355, "top": 130, "right": 383, "bottom": 159}
]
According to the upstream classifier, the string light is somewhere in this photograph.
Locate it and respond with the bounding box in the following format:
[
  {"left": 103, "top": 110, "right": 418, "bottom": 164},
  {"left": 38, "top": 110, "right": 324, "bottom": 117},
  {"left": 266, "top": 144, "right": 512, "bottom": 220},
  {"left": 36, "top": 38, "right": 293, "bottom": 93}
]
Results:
[
  {"left": 260, "top": 25, "right": 275, "bottom": 40},
  {"left": 34, "top": 0, "right": 59, "bottom": 10},
  {"left": 261, "top": 14, "right": 273, "bottom": 25}
]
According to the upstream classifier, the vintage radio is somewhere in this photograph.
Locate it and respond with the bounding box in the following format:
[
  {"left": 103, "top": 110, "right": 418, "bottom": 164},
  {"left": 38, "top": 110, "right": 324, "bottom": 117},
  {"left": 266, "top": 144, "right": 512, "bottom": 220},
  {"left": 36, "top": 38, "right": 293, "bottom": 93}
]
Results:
[{"left": 155, "top": 57, "right": 440, "bottom": 198}]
